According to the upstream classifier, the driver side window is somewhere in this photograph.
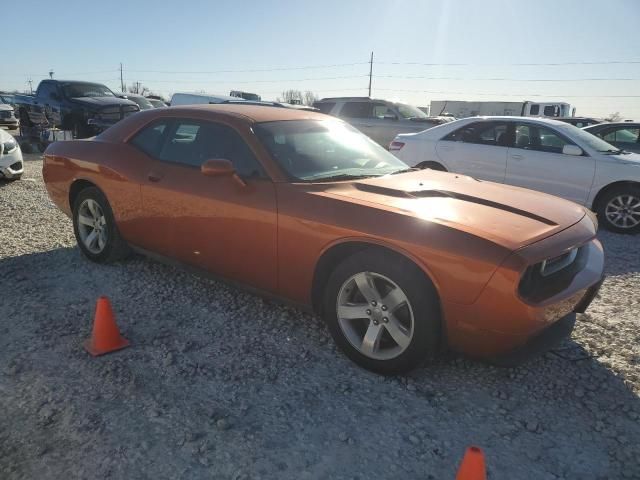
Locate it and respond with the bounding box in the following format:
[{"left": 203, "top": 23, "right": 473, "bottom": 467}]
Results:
[{"left": 514, "top": 124, "right": 573, "bottom": 154}]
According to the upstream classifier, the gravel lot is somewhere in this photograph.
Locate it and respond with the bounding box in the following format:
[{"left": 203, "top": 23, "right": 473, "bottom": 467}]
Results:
[{"left": 1, "top": 153, "right": 639, "bottom": 479}]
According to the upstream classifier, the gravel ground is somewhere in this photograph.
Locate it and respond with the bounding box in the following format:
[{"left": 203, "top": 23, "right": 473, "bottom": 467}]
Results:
[{"left": 1, "top": 154, "right": 639, "bottom": 480}]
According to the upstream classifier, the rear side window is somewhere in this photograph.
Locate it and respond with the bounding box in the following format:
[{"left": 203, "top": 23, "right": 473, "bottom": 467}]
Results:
[
  {"left": 340, "top": 102, "right": 373, "bottom": 119},
  {"left": 156, "top": 120, "right": 265, "bottom": 177},
  {"left": 130, "top": 121, "right": 169, "bottom": 157},
  {"left": 529, "top": 104, "right": 540, "bottom": 115},
  {"left": 313, "top": 102, "right": 336, "bottom": 114},
  {"left": 443, "top": 122, "right": 509, "bottom": 146}
]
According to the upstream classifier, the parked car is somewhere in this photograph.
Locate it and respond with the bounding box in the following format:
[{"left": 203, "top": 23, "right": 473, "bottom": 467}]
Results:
[
  {"left": 170, "top": 92, "right": 241, "bottom": 106},
  {"left": 13, "top": 80, "right": 139, "bottom": 138},
  {"left": 230, "top": 90, "right": 261, "bottom": 101},
  {"left": 0, "top": 129, "right": 23, "bottom": 180},
  {"left": 391, "top": 116, "right": 640, "bottom": 233},
  {"left": 0, "top": 92, "right": 18, "bottom": 109},
  {"left": 312, "top": 97, "right": 444, "bottom": 147},
  {"left": 146, "top": 98, "right": 168, "bottom": 108},
  {"left": 555, "top": 117, "right": 602, "bottom": 128},
  {"left": 115, "top": 92, "right": 155, "bottom": 110},
  {"left": 584, "top": 122, "right": 640, "bottom": 154},
  {"left": 43, "top": 105, "right": 604, "bottom": 373},
  {"left": 0, "top": 100, "right": 19, "bottom": 130}
]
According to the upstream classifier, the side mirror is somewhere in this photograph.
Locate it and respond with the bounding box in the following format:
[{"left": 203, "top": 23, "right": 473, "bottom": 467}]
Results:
[
  {"left": 562, "top": 145, "right": 583, "bottom": 156},
  {"left": 201, "top": 159, "right": 246, "bottom": 186}
]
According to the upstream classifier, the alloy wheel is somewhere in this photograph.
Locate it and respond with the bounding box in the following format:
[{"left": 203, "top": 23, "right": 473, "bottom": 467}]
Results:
[
  {"left": 605, "top": 194, "right": 640, "bottom": 229},
  {"left": 336, "top": 271, "right": 414, "bottom": 360},
  {"left": 77, "top": 199, "right": 108, "bottom": 254}
]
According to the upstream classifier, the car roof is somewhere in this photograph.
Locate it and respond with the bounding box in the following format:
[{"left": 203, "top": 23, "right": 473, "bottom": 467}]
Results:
[
  {"left": 590, "top": 122, "right": 639, "bottom": 127},
  {"left": 452, "top": 116, "right": 572, "bottom": 126},
  {"left": 161, "top": 103, "right": 329, "bottom": 123}
]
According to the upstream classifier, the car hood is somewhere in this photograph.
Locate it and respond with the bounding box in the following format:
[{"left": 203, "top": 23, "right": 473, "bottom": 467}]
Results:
[
  {"left": 609, "top": 151, "right": 640, "bottom": 164},
  {"left": 0, "top": 104, "right": 12, "bottom": 111},
  {"left": 313, "top": 170, "right": 587, "bottom": 251},
  {"left": 70, "top": 96, "right": 138, "bottom": 108}
]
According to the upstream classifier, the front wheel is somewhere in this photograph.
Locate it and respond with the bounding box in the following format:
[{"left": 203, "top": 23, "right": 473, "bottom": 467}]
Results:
[
  {"left": 322, "top": 249, "right": 441, "bottom": 374},
  {"left": 596, "top": 185, "right": 640, "bottom": 234},
  {"left": 72, "top": 187, "right": 130, "bottom": 263}
]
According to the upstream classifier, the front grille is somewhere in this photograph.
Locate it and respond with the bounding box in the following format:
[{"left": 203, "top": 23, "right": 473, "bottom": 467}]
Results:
[
  {"left": 0, "top": 111, "right": 12, "bottom": 119},
  {"left": 98, "top": 105, "right": 140, "bottom": 123}
]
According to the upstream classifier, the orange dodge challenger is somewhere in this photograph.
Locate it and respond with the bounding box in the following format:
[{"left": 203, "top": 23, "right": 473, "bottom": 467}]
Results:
[{"left": 43, "top": 105, "right": 604, "bottom": 373}]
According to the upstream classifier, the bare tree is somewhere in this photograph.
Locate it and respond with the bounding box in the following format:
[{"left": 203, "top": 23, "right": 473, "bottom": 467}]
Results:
[
  {"left": 277, "top": 89, "right": 303, "bottom": 105},
  {"left": 605, "top": 112, "right": 623, "bottom": 122},
  {"left": 303, "top": 90, "right": 318, "bottom": 106},
  {"left": 128, "top": 82, "right": 149, "bottom": 96}
]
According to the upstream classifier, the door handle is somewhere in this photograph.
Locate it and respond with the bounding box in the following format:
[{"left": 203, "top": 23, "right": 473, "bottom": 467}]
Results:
[
  {"left": 510, "top": 154, "right": 523, "bottom": 160},
  {"left": 148, "top": 172, "right": 163, "bottom": 182}
]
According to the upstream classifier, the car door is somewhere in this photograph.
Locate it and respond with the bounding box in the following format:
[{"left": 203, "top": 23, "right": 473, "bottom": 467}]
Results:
[
  {"left": 337, "top": 101, "right": 386, "bottom": 145},
  {"left": 435, "top": 120, "right": 510, "bottom": 183},
  {"left": 137, "top": 118, "right": 278, "bottom": 293},
  {"left": 601, "top": 126, "right": 640, "bottom": 154},
  {"left": 505, "top": 122, "right": 595, "bottom": 205}
]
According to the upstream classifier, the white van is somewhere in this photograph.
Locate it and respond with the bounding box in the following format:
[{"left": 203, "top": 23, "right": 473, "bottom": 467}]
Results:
[{"left": 169, "top": 92, "right": 241, "bottom": 106}]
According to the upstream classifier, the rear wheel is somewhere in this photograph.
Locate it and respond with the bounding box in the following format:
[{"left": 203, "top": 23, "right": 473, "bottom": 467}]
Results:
[
  {"left": 322, "top": 249, "right": 441, "bottom": 374},
  {"left": 72, "top": 187, "right": 130, "bottom": 263},
  {"left": 596, "top": 185, "right": 640, "bottom": 234}
]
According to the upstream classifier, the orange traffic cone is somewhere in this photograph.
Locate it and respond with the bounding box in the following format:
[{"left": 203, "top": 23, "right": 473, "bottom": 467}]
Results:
[
  {"left": 83, "top": 296, "right": 130, "bottom": 356},
  {"left": 456, "top": 446, "right": 486, "bottom": 480}
]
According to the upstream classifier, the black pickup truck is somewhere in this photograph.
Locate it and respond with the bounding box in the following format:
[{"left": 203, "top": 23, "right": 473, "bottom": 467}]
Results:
[{"left": 14, "top": 80, "right": 139, "bottom": 138}]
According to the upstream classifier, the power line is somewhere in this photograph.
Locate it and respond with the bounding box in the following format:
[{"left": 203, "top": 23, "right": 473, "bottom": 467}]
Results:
[
  {"left": 131, "top": 75, "right": 367, "bottom": 84},
  {"left": 374, "top": 87, "right": 640, "bottom": 98},
  {"left": 377, "top": 60, "right": 640, "bottom": 66},
  {"left": 376, "top": 75, "right": 640, "bottom": 82},
  {"left": 127, "top": 62, "right": 369, "bottom": 74}
]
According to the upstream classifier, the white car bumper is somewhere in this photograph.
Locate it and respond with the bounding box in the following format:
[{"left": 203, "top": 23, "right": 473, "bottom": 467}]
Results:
[{"left": 0, "top": 144, "right": 24, "bottom": 179}]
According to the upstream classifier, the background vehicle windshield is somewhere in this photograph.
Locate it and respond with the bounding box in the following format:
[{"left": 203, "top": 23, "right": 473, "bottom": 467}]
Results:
[
  {"left": 254, "top": 120, "right": 408, "bottom": 181},
  {"left": 397, "top": 103, "right": 428, "bottom": 119},
  {"left": 127, "top": 95, "right": 154, "bottom": 110},
  {"left": 560, "top": 123, "right": 621, "bottom": 152},
  {"left": 62, "top": 83, "right": 115, "bottom": 98}
]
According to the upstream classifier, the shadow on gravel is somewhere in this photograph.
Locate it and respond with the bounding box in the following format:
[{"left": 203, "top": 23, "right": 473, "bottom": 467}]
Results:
[
  {"left": 1, "top": 246, "right": 639, "bottom": 479},
  {"left": 597, "top": 231, "right": 640, "bottom": 276}
]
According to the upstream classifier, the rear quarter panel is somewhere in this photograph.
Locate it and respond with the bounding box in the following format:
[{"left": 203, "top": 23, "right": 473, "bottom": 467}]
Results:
[{"left": 43, "top": 140, "right": 148, "bottom": 241}]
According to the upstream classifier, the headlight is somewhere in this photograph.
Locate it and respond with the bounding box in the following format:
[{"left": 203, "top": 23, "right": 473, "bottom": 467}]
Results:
[
  {"left": 2, "top": 137, "right": 18, "bottom": 154},
  {"left": 519, "top": 246, "right": 585, "bottom": 303}
]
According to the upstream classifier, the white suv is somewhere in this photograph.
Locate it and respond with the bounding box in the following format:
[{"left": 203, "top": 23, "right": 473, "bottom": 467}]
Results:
[
  {"left": 312, "top": 97, "right": 443, "bottom": 147},
  {"left": 391, "top": 116, "right": 640, "bottom": 233}
]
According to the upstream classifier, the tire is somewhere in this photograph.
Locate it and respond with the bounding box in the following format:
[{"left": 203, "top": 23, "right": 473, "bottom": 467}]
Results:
[
  {"left": 322, "top": 248, "right": 441, "bottom": 374},
  {"left": 596, "top": 185, "right": 640, "bottom": 234},
  {"left": 419, "top": 161, "right": 447, "bottom": 172},
  {"left": 72, "top": 187, "right": 130, "bottom": 263}
]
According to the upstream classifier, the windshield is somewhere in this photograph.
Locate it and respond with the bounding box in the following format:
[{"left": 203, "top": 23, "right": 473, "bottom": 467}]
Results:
[
  {"left": 560, "top": 124, "right": 621, "bottom": 153},
  {"left": 62, "top": 83, "right": 115, "bottom": 98},
  {"left": 396, "top": 103, "right": 428, "bottom": 119},
  {"left": 254, "top": 120, "right": 408, "bottom": 181},
  {"left": 127, "top": 96, "right": 154, "bottom": 110}
]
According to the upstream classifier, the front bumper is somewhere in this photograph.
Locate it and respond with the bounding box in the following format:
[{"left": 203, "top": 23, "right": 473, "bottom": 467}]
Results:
[
  {"left": 442, "top": 214, "right": 604, "bottom": 360},
  {"left": 0, "top": 147, "right": 24, "bottom": 179}
]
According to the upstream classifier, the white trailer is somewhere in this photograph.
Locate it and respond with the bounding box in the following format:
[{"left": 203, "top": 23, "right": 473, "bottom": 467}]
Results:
[{"left": 430, "top": 100, "right": 574, "bottom": 119}]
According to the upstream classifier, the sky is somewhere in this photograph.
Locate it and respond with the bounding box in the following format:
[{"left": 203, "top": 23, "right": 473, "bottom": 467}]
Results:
[{"left": 2, "top": 0, "right": 639, "bottom": 118}]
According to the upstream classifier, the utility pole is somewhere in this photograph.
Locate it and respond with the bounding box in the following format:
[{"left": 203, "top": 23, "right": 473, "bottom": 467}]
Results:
[
  {"left": 120, "top": 63, "right": 125, "bottom": 92},
  {"left": 368, "top": 51, "right": 373, "bottom": 97},
  {"left": 27, "top": 78, "right": 33, "bottom": 94}
]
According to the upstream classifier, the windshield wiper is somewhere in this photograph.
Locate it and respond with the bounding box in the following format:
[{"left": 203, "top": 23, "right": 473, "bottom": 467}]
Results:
[
  {"left": 600, "top": 148, "right": 627, "bottom": 155},
  {"left": 309, "top": 173, "right": 378, "bottom": 182},
  {"left": 389, "top": 167, "right": 419, "bottom": 175}
]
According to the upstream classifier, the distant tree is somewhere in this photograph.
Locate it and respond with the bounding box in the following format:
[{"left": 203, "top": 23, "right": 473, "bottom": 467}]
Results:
[
  {"left": 277, "top": 89, "right": 303, "bottom": 105},
  {"left": 128, "top": 82, "right": 149, "bottom": 96},
  {"left": 303, "top": 90, "right": 318, "bottom": 106},
  {"left": 605, "top": 112, "right": 623, "bottom": 122}
]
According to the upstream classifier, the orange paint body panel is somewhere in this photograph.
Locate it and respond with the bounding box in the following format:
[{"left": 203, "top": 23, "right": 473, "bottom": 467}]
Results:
[{"left": 43, "top": 104, "right": 604, "bottom": 359}]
